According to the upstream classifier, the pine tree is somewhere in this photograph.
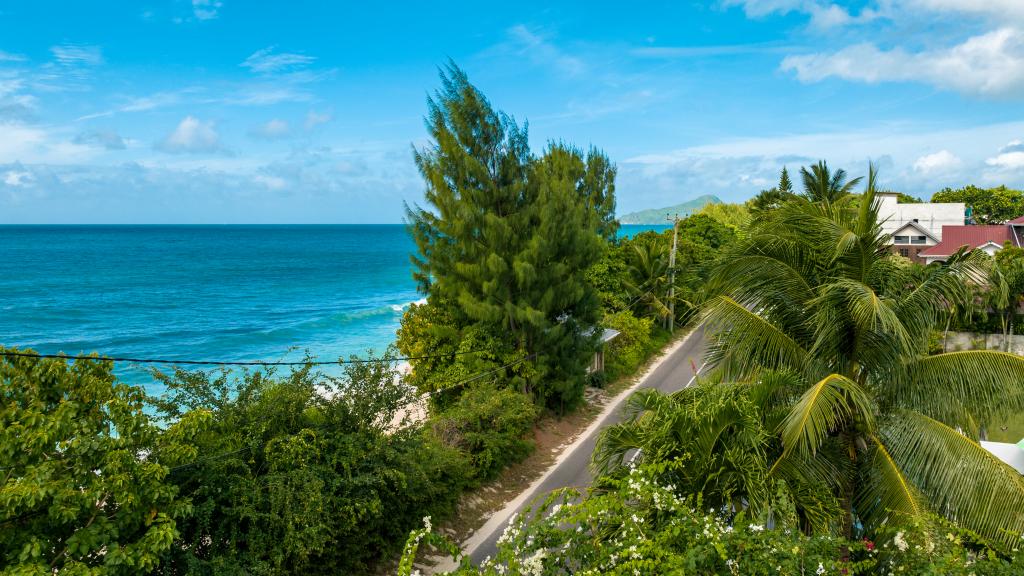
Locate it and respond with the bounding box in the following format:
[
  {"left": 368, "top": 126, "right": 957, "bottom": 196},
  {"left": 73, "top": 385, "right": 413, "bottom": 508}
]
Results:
[
  {"left": 405, "top": 63, "right": 613, "bottom": 409},
  {"left": 778, "top": 166, "right": 793, "bottom": 195}
]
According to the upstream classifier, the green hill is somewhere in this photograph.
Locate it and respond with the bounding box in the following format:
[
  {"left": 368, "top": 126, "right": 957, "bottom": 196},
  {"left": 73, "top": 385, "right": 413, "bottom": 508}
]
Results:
[{"left": 618, "top": 195, "right": 722, "bottom": 224}]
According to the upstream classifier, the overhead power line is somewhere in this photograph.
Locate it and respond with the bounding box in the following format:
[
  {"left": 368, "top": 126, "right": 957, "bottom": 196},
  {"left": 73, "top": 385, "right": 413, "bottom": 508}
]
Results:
[
  {"left": 0, "top": 348, "right": 490, "bottom": 367},
  {"left": 166, "top": 352, "right": 537, "bottom": 474}
]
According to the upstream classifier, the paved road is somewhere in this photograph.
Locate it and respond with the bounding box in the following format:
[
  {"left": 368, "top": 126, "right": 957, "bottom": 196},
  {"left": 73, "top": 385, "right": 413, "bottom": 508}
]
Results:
[{"left": 464, "top": 325, "right": 708, "bottom": 564}]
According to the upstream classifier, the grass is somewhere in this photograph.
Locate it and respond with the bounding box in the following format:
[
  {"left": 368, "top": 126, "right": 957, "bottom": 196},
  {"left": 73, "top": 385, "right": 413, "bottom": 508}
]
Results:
[{"left": 986, "top": 412, "right": 1024, "bottom": 443}]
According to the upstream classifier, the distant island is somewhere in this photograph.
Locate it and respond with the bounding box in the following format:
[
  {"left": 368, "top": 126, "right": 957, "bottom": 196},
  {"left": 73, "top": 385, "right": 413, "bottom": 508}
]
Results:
[{"left": 618, "top": 194, "right": 722, "bottom": 224}]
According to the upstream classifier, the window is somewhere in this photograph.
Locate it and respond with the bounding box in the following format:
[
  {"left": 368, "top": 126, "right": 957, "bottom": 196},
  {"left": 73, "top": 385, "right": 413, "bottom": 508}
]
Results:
[
  {"left": 911, "top": 236, "right": 927, "bottom": 244},
  {"left": 899, "top": 248, "right": 910, "bottom": 257},
  {"left": 894, "top": 235, "right": 909, "bottom": 244}
]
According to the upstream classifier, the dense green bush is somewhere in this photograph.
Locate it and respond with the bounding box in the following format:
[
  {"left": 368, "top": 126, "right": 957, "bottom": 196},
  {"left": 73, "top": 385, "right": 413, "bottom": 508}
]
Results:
[
  {"left": 601, "top": 310, "right": 654, "bottom": 379},
  {"left": 149, "top": 355, "right": 473, "bottom": 575},
  {"left": 0, "top": 349, "right": 202, "bottom": 575},
  {"left": 401, "top": 465, "right": 1022, "bottom": 575},
  {"left": 430, "top": 383, "right": 540, "bottom": 482}
]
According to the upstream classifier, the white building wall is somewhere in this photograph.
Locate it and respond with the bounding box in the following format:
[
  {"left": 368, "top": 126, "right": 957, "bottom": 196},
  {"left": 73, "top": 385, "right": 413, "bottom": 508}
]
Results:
[{"left": 876, "top": 194, "right": 964, "bottom": 241}]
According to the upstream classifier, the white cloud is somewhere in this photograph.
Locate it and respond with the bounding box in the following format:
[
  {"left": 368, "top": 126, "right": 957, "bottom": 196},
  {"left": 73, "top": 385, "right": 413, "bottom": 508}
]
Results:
[
  {"left": 156, "top": 116, "right": 222, "bottom": 154},
  {"left": 249, "top": 118, "right": 290, "bottom": 139},
  {"left": 986, "top": 140, "right": 1024, "bottom": 169},
  {"left": 0, "top": 50, "right": 26, "bottom": 62},
  {"left": 722, "top": 0, "right": 878, "bottom": 29},
  {"left": 304, "top": 110, "right": 331, "bottom": 131},
  {"left": 50, "top": 45, "right": 103, "bottom": 67},
  {"left": 74, "top": 129, "right": 127, "bottom": 150},
  {"left": 223, "top": 86, "right": 312, "bottom": 106},
  {"left": 3, "top": 170, "right": 34, "bottom": 187},
  {"left": 242, "top": 47, "right": 315, "bottom": 74},
  {"left": 987, "top": 152, "right": 1024, "bottom": 169},
  {"left": 76, "top": 89, "right": 198, "bottom": 121},
  {"left": 905, "top": 0, "right": 1024, "bottom": 21},
  {"left": 192, "top": 0, "right": 222, "bottom": 21},
  {"left": 620, "top": 120, "right": 1024, "bottom": 208},
  {"left": 253, "top": 174, "right": 288, "bottom": 190},
  {"left": 0, "top": 75, "right": 37, "bottom": 121},
  {"left": 913, "top": 150, "right": 962, "bottom": 173},
  {"left": 506, "top": 25, "right": 586, "bottom": 76},
  {"left": 781, "top": 28, "right": 1024, "bottom": 97}
]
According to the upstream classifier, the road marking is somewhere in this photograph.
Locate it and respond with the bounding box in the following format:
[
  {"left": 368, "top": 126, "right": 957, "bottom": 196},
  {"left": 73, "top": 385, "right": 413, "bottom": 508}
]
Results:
[
  {"left": 626, "top": 359, "right": 707, "bottom": 466},
  {"left": 436, "top": 329, "right": 706, "bottom": 571}
]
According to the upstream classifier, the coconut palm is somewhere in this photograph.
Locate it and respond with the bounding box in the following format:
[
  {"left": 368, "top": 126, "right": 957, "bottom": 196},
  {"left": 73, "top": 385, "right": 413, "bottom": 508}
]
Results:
[
  {"left": 800, "top": 160, "right": 862, "bottom": 203},
  {"left": 623, "top": 240, "right": 672, "bottom": 323},
  {"left": 596, "top": 165, "right": 1024, "bottom": 548}
]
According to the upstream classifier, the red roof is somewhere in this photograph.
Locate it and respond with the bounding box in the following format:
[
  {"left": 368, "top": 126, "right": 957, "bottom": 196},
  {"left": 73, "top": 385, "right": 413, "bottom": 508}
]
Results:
[
  {"left": 1008, "top": 215, "right": 1024, "bottom": 225},
  {"left": 919, "top": 225, "right": 1016, "bottom": 256}
]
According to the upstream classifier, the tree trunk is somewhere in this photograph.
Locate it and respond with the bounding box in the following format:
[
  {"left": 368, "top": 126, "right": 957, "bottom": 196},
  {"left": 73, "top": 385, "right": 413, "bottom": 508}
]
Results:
[{"left": 942, "top": 312, "right": 952, "bottom": 353}]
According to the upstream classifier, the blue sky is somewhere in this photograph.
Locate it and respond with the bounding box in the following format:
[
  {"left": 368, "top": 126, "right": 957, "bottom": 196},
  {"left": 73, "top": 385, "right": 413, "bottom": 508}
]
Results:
[{"left": 2, "top": 1, "right": 1024, "bottom": 223}]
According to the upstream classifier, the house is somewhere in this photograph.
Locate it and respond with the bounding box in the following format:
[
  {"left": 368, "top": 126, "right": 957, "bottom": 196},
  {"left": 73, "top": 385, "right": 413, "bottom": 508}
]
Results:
[
  {"left": 876, "top": 192, "right": 966, "bottom": 263},
  {"left": 918, "top": 220, "right": 1024, "bottom": 264},
  {"left": 981, "top": 440, "right": 1024, "bottom": 475},
  {"left": 588, "top": 328, "right": 620, "bottom": 373}
]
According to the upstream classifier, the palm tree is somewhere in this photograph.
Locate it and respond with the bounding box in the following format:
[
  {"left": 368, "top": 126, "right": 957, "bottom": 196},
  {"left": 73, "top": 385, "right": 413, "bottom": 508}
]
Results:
[
  {"left": 596, "top": 164, "right": 1024, "bottom": 548},
  {"left": 800, "top": 160, "right": 862, "bottom": 203},
  {"left": 623, "top": 240, "right": 672, "bottom": 324}
]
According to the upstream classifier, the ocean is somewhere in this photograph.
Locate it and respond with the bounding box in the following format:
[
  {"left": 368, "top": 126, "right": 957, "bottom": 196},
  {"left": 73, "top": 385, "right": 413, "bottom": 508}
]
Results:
[{"left": 0, "top": 224, "right": 668, "bottom": 392}]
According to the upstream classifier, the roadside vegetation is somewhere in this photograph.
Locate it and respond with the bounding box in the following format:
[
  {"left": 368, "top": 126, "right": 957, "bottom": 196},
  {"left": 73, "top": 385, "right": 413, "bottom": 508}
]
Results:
[
  {"left": 7, "top": 62, "right": 1024, "bottom": 576},
  {"left": 0, "top": 65, "right": 717, "bottom": 575},
  {"left": 400, "top": 165, "right": 1024, "bottom": 574}
]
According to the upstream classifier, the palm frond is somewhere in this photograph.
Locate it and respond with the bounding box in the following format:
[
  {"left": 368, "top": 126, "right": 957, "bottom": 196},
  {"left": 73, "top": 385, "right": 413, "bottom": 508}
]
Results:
[
  {"left": 781, "top": 373, "right": 874, "bottom": 457},
  {"left": 701, "top": 296, "right": 812, "bottom": 379},
  {"left": 856, "top": 434, "right": 928, "bottom": 532},
  {"left": 890, "top": 350, "right": 1024, "bottom": 431},
  {"left": 770, "top": 450, "right": 846, "bottom": 533},
  {"left": 881, "top": 411, "right": 1024, "bottom": 549}
]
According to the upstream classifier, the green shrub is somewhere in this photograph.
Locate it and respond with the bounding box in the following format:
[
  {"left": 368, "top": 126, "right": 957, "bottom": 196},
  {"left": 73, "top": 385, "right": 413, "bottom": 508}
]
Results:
[
  {"left": 149, "top": 354, "right": 474, "bottom": 576},
  {"left": 0, "top": 349, "right": 201, "bottom": 575},
  {"left": 602, "top": 310, "right": 654, "bottom": 378},
  {"left": 401, "top": 465, "right": 1022, "bottom": 575},
  {"left": 431, "top": 384, "right": 540, "bottom": 482}
]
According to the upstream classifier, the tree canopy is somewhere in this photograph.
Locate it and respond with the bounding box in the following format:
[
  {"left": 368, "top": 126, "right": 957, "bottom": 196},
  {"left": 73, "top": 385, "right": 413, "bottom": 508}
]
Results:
[
  {"left": 596, "top": 166, "right": 1024, "bottom": 550},
  {"left": 0, "top": 350, "right": 201, "bottom": 575},
  {"left": 932, "top": 185, "right": 1024, "bottom": 224},
  {"left": 403, "top": 64, "right": 615, "bottom": 409}
]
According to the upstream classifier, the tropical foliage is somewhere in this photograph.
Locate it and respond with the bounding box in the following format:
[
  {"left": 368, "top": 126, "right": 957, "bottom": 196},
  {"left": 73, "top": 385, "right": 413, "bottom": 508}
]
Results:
[
  {"left": 595, "top": 165, "right": 1024, "bottom": 550},
  {"left": 147, "top": 353, "right": 475, "bottom": 575},
  {"left": 932, "top": 185, "right": 1024, "bottom": 224},
  {"left": 400, "top": 465, "right": 1021, "bottom": 575},
  {"left": 402, "top": 63, "right": 614, "bottom": 410},
  {"left": 0, "top": 350, "right": 200, "bottom": 575},
  {"left": 800, "top": 160, "right": 863, "bottom": 203}
]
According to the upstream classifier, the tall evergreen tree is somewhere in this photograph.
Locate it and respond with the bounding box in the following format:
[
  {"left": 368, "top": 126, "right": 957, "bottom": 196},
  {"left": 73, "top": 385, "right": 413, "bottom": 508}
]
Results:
[
  {"left": 405, "top": 64, "right": 613, "bottom": 409},
  {"left": 779, "top": 166, "right": 793, "bottom": 195}
]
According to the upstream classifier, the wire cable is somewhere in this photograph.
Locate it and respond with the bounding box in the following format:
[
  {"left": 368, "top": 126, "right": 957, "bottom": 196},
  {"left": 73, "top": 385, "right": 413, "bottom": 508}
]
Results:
[
  {"left": 0, "top": 348, "right": 489, "bottom": 367},
  {"left": 166, "top": 352, "right": 538, "bottom": 474}
]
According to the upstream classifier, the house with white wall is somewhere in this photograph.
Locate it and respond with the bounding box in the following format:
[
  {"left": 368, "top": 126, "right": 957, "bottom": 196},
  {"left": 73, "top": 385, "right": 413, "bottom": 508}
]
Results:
[{"left": 876, "top": 192, "right": 965, "bottom": 262}]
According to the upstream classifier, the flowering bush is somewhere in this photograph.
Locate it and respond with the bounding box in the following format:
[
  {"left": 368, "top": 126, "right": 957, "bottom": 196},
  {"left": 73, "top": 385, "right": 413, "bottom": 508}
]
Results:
[{"left": 398, "top": 465, "right": 1022, "bottom": 575}]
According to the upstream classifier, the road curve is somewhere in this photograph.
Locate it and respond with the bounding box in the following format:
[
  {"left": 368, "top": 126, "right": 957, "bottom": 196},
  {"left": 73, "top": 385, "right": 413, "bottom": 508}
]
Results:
[{"left": 461, "top": 325, "right": 708, "bottom": 565}]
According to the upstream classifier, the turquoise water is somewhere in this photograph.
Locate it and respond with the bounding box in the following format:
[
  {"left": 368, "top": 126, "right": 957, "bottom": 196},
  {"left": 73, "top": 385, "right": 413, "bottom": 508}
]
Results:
[{"left": 0, "top": 224, "right": 664, "bottom": 391}]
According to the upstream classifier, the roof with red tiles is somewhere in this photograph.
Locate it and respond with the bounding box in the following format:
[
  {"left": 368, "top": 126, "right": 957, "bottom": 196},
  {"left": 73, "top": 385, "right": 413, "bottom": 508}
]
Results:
[
  {"left": 1008, "top": 215, "right": 1024, "bottom": 225},
  {"left": 918, "top": 225, "right": 1016, "bottom": 256}
]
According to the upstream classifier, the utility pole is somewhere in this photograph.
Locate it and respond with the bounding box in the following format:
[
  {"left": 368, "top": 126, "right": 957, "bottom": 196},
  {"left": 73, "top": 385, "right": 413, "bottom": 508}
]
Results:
[{"left": 667, "top": 213, "right": 680, "bottom": 333}]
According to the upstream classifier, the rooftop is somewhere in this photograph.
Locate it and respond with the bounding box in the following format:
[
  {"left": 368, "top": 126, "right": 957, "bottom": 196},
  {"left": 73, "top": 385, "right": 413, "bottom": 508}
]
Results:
[{"left": 918, "top": 225, "right": 1015, "bottom": 257}]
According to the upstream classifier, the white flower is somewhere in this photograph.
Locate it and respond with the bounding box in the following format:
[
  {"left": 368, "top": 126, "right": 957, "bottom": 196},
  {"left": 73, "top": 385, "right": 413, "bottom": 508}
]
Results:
[
  {"left": 816, "top": 561, "right": 826, "bottom": 575},
  {"left": 749, "top": 524, "right": 765, "bottom": 532},
  {"left": 893, "top": 531, "right": 909, "bottom": 552},
  {"left": 522, "top": 549, "right": 546, "bottom": 576},
  {"left": 422, "top": 516, "right": 432, "bottom": 533}
]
